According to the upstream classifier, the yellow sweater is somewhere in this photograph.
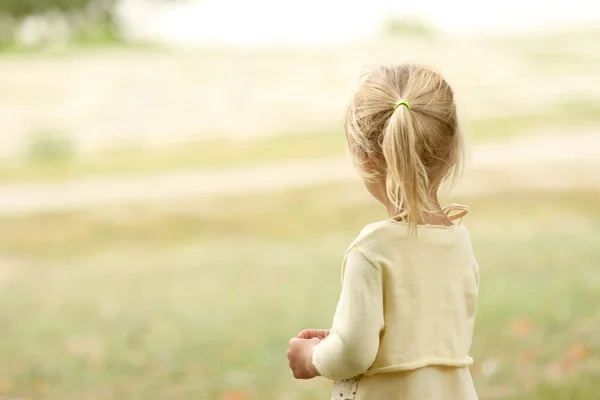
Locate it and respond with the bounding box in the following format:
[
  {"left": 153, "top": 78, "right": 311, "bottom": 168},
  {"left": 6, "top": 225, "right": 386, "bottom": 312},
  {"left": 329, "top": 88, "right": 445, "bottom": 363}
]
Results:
[{"left": 312, "top": 205, "right": 479, "bottom": 387}]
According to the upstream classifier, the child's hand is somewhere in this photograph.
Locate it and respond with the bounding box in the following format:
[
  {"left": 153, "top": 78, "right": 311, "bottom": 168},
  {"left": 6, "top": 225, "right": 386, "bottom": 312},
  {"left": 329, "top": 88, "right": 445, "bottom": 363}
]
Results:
[
  {"left": 297, "top": 329, "right": 330, "bottom": 340},
  {"left": 287, "top": 337, "right": 321, "bottom": 379}
]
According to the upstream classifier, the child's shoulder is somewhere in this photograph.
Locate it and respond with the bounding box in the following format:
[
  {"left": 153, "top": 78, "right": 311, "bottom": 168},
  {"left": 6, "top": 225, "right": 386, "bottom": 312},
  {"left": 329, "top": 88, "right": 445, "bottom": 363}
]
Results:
[
  {"left": 345, "top": 219, "right": 396, "bottom": 254},
  {"left": 357, "top": 220, "right": 396, "bottom": 242}
]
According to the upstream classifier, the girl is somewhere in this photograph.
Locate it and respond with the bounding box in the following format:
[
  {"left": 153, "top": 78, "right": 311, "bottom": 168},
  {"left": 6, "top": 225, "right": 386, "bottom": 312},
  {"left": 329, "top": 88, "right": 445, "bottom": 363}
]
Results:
[{"left": 287, "top": 63, "right": 479, "bottom": 400}]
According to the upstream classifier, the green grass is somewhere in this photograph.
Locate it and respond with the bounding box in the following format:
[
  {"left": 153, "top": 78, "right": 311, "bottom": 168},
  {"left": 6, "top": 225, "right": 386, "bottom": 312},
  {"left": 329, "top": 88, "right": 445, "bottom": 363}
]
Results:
[
  {"left": 1, "top": 99, "right": 599, "bottom": 185},
  {"left": 505, "top": 373, "right": 599, "bottom": 400},
  {"left": 468, "top": 100, "right": 599, "bottom": 140},
  {"left": 0, "top": 11, "right": 156, "bottom": 55},
  {"left": 0, "top": 184, "right": 599, "bottom": 399},
  {"left": 0, "top": 131, "right": 345, "bottom": 184},
  {"left": 384, "top": 17, "right": 435, "bottom": 39},
  {"left": 0, "top": 38, "right": 163, "bottom": 58}
]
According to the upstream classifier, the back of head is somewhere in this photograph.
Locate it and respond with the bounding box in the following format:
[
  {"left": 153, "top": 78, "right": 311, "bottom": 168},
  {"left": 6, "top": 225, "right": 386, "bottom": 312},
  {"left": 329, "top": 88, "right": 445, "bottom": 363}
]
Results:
[{"left": 345, "top": 63, "right": 463, "bottom": 233}]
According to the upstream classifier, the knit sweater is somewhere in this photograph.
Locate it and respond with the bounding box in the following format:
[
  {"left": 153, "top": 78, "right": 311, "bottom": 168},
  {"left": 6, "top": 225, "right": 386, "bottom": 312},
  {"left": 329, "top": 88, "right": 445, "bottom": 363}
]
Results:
[{"left": 312, "top": 207, "right": 479, "bottom": 381}]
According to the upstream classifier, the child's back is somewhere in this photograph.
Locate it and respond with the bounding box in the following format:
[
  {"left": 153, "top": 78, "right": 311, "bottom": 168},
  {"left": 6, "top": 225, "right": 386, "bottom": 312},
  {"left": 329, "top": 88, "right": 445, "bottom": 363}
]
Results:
[
  {"left": 287, "top": 64, "right": 479, "bottom": 399},
  {"left": 313, "top": 208, "right": 478, "bottom": 399}
]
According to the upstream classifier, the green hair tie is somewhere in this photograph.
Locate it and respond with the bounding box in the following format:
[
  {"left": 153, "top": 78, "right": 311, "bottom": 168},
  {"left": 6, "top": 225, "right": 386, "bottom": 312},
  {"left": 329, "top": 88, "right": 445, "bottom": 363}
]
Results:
[{"left": 394, "top": 99, "right": 411, "bottom": 111}]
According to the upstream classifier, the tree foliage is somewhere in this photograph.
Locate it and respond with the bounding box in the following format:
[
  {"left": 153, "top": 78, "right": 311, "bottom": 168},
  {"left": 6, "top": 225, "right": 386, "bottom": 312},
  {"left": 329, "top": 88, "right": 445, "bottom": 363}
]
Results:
[
  {"left": 0, "top": 0, "right": 117, "bottom": 48},
  {"left": 0, "top": 0, "right": 115, "bottom": 18}
]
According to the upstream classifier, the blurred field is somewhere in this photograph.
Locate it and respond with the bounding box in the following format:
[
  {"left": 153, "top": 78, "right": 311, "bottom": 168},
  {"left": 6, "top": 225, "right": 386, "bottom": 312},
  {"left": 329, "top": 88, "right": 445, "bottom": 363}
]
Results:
[
  {"left": 1, "top": 29, "right": 599, "bottom": 156},
  {"left": 1, "top": 99, "right": 599, "bottom": 184},
  {"left": 1, "top": 17, "right": 600, "bottom": 400},
  {"left": 1, "top": 184, "right": 599, "bottom": 400}
]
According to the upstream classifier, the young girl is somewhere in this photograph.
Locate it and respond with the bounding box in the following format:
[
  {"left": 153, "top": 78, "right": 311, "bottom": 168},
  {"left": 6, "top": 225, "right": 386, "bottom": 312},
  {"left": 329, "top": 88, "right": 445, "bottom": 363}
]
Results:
[{"left": 287, "top": 63, "right": 479, "bottom": 399}]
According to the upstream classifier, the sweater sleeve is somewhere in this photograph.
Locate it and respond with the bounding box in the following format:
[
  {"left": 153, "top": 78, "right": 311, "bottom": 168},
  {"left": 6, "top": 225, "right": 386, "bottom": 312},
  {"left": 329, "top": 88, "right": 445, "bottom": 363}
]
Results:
[{"left": 312, "top": 246, "right": 384, "bottom": 380}]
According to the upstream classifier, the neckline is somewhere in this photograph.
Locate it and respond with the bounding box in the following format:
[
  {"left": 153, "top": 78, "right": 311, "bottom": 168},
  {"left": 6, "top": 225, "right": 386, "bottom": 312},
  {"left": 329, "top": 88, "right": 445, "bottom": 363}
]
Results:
[
  {"left": 388, "top": 203, "right": 470, "bottom": 229},
  {"left": 387, "top": 218, "right": 463, "bottom": 230}
]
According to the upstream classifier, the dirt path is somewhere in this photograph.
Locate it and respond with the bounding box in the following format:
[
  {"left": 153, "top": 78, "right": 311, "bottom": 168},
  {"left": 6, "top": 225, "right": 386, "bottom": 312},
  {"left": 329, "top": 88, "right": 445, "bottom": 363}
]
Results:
[{"left": 0, "top": 131, "right": 598, "bottom": 215}]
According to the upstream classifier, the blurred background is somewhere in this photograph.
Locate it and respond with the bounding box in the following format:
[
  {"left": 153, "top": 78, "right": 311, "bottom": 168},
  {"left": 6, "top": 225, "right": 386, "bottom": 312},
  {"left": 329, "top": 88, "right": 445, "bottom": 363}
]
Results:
[{"left": 0, "top": 0, "right": 599, "bottom": 399}]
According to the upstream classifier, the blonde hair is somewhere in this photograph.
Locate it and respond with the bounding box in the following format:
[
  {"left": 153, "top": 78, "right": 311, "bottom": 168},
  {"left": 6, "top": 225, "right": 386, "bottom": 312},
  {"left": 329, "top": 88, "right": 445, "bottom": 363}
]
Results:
[{"left": 345, "top": 63, "right": 464, "bottom": 233}]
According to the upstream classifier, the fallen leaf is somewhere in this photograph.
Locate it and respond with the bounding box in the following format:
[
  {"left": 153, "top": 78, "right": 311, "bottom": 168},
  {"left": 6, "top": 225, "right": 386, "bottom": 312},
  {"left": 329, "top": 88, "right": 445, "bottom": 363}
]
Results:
[
  {"left": 559, "top": 343, "right": 591, "bottom": 375},
  {"left": 511, "top": 317, "right": 533, "bottom": 336},
  {"left": 222, "top": 390, "right": 246, "bottom": 400},
  {"left": 565, "top": 343, "right": 590, "bottom": 361}
]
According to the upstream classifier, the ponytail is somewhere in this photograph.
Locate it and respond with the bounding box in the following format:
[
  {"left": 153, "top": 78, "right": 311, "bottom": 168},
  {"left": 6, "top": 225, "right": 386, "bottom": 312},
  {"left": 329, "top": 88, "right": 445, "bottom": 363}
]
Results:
[
  {"left": 382, "top": 103, "right": 429, "bottom": 235},
  {"left": 345, "top": 64, "right": 463, "bottom": 235}
]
